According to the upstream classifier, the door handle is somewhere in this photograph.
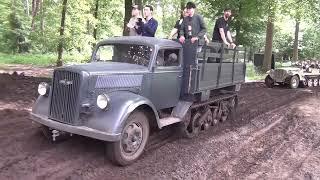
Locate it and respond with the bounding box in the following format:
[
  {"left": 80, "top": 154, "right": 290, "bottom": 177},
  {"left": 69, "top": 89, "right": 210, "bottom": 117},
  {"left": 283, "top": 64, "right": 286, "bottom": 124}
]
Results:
[{"left": 178, "top": 75, "right": 183, "bottom": 78}]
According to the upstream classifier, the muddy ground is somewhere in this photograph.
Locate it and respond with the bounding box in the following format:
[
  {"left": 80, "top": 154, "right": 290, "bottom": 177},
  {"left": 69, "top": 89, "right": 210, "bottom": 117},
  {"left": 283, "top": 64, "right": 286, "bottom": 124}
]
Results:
[{"left": 0, "top": 71, "right": 320, "bottom": 180}]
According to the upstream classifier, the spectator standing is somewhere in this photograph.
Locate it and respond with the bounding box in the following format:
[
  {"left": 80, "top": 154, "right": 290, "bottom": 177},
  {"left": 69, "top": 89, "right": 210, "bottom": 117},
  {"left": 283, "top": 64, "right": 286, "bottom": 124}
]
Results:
[
  {"left": 142, "top": 5, "right": 158, "bottom": 37},
  {"left": 126, "top": 5, "right": 145, "bottom": 36}
]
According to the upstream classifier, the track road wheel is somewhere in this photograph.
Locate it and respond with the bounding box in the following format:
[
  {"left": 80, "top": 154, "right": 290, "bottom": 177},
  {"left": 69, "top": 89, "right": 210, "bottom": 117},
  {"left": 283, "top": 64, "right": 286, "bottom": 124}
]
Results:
[
  {"left": 299, "top": 80, "right": 307, "bottom": 88},
  {"left": 107, "top": 111, "right": 149, "bottom": 166},
  {"left": 265, "top": 75, "right": 275, "bottom": 88},
  {"left": 307, "top": 78, "right": 313, "bottom": 87},
  {"left": 289, "top": 76, "right": 299, "bottom": 89},
  {"left": 177, "top": 110, "right": 201, "bottom": 139},
  {"left": 313, "top": 78, "right": 319, "bottom": 86}
]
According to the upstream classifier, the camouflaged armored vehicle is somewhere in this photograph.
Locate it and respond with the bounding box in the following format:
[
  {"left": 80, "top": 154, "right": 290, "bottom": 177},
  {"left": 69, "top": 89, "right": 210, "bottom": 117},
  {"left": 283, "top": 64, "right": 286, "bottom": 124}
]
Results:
[
  {"left": 265, "top": 66, "right": 320, "bottom": 88},
  {"left": 30, "top": 36, "right": 246, "bottom": 166}
]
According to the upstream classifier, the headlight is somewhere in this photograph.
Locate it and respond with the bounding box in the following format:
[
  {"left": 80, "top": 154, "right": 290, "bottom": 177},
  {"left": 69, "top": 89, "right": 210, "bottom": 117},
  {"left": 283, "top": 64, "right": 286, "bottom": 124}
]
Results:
[
  {"left": 38, "top": 82, "right": 50, "bottom": 96},
  {"left": 97, "top": 94, "right": 109, "bottom": 110}
]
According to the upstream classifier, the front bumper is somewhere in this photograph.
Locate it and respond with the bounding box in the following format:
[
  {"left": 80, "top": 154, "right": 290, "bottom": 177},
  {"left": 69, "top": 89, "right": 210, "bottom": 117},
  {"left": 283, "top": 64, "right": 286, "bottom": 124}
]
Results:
[{"left": 30, "top": 112, "right": 121, "bottom": 142}]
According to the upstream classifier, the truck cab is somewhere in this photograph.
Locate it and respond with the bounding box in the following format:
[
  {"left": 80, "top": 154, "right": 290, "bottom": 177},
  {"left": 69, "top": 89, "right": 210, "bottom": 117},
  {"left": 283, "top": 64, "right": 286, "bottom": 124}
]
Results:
[{"left": 30, "top": 36, "right": 246, "bottom": 166}]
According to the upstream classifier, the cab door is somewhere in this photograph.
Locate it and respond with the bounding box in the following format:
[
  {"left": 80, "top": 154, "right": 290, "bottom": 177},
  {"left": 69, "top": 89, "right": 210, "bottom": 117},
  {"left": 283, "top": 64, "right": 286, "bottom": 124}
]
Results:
[{"left": 149, "top": 48, "right": 183, "bottom": 109}]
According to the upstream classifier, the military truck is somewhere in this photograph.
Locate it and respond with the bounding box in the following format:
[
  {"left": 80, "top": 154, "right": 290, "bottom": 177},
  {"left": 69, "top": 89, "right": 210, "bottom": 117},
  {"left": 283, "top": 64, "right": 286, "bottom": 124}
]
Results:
[
  {"left": 265, "top": 66, "right": 320, "bottom": 89},
  {"left": 30, "top": 36, "right": 246, "bottom": 166}
]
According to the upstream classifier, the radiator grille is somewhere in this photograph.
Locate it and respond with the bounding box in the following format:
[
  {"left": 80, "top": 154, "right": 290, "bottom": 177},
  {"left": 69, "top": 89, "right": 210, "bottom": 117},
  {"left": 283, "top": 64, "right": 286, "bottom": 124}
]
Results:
[{"left": 49, "top": 70, "right": 81, "bottom": 124}]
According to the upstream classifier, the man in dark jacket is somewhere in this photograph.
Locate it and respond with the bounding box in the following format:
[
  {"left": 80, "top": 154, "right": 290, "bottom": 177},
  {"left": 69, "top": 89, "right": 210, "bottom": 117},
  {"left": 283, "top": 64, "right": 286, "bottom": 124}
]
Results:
[
  {"left": 179, "top": 2, "right": 207, "bottom": 44},
  {"left": 141, "top": 5, "right": 158, "bottom": 37}
]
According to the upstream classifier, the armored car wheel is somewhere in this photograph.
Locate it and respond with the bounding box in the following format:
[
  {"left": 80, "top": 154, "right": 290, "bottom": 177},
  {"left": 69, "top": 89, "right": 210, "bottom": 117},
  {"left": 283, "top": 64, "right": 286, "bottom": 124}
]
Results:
[
  {"left": 265, "top": 75, "right": 275, "bottom": 88},
  {"left": 289, "top": 76, "right": 299, "bottom": 89},
  {"left": 107, "top": 111, "right": 149, "bottom": 166}
]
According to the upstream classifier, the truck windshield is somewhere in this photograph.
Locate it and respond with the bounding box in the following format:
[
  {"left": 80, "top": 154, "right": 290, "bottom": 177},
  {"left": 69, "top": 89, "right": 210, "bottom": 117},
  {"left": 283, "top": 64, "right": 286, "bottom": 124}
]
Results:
[{"left": 95, "top": 44, "right": 153, "bottom": 67}]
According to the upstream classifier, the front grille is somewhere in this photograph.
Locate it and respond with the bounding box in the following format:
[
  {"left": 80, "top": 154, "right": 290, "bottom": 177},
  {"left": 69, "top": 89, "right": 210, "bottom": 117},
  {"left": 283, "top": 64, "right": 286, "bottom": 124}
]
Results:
[
  {"left": 49, "top": 70, "right": 81, "bottom": 124},
  {"left": 274, "top": 70, "right": 287, "bottom": 80}
]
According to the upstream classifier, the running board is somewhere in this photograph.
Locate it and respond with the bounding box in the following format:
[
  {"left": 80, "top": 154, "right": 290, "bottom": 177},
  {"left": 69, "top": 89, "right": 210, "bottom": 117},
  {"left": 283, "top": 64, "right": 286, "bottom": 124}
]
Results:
[{"left": 158, "top": 117, "right": 182, "bottom": 129}]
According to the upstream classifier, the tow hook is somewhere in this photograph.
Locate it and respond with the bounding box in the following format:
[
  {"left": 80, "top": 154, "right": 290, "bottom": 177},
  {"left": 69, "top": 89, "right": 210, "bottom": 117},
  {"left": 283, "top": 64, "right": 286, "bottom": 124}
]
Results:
[
  {"left": 51, "top": 129, "right": 73, "bottom": 141},
  {"left": 52, "top": 129, "right": 60, "bottom": 141}
]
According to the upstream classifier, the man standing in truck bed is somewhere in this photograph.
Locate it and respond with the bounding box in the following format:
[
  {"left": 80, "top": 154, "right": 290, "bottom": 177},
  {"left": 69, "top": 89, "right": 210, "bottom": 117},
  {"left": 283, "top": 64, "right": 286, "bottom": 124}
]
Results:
[
  {"left": 179, "top": 2, "right": 207, "bottom": 45},
  {"left": 212, "top": 8, "right": 236, "bottom": 49}
]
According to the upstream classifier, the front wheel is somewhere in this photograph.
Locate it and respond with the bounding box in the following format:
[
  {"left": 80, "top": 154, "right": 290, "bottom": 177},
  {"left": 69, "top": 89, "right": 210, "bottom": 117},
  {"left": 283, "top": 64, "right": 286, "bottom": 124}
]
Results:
[
  {"left": 107, "top": 111, "right": 150, "bottom": 166},
  {"left": 289, "top": 75, "right": 299, "bottom": 89},
  {"left": 265, "top": 75, "right": 275, "bottom": 88}
]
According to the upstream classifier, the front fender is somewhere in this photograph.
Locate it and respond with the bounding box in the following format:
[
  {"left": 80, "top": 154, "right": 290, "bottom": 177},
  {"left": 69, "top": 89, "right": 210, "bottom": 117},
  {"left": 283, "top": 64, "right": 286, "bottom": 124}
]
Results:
[
  {"left": 32, "top": 95, "right": 50, "bottom": 116},
  {"left": 85, "top": 91, "right": 159, "bottom": 139}
]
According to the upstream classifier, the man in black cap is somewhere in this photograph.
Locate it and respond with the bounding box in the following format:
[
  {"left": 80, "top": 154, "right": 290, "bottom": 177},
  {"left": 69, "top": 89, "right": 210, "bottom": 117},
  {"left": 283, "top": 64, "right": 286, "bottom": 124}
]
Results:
[
  {"left": 212, "top": 8, "right": 236, "bottom": 49},
  {"left": 179, "top": 2, "right": 207, "bottom": 44}
]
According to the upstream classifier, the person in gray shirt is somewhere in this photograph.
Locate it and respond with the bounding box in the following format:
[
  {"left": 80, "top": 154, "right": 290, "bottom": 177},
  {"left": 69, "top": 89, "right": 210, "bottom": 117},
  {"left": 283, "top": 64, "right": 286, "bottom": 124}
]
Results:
[{"left": 179, "top": 2, "right": 207, "bottom": 44}]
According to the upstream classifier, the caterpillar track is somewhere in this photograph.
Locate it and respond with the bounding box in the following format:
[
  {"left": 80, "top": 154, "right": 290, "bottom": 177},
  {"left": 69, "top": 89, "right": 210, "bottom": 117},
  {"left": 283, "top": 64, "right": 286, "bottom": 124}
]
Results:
[{"left": 178, "top": 92, "right": 238, "bottom": 138}]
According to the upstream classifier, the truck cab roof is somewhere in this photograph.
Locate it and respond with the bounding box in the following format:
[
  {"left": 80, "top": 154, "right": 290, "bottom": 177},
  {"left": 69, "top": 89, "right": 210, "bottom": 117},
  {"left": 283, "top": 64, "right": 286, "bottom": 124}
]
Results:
[{"left": 97, "top": 36, "right": 182, "bottom": 49}]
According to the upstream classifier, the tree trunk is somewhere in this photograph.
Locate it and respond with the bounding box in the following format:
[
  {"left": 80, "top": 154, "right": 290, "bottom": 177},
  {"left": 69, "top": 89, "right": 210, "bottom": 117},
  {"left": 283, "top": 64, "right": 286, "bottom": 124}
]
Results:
[
  {"left": 93, "top": 0, "right": 99, "bottom": 40},
  {"left": 40, "top": 0, "right": 44, "bottom": 34},
  {"left": 57, "top": 0, "right": 68, "bottom": 67},
  {"left": 31, "top": 0, "right": 41, "bottom": 31},
  {"left": 263, "top": 15, "right": 274, "bottom": 71},
  {"left": 123, "top": 0, "right": 132, "bottom": 36},
  {"left": 292, "top": 20, "right": 299, "bottom": 62}
]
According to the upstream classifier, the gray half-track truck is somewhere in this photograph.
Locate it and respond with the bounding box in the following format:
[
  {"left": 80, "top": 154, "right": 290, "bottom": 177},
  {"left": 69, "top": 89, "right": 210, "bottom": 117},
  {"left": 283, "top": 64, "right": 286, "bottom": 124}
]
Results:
[{"left": 30, "top": 36, "right": 246, "bottom": 166}]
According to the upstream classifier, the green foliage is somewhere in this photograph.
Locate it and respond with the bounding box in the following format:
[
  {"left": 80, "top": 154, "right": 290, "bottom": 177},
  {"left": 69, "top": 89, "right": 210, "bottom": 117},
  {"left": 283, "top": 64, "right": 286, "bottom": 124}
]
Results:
[
  {"left": 245, "top": 62, "right": 266, "bottom": 80},
  {"left": 1, "top": 0, "right": 30, "bottom": 53},
  {"left": 301, "top": 25, "right": 320, "bottom": 59},
  {"left": 0, "top": 0, "right": 319, "bottom": 65}
]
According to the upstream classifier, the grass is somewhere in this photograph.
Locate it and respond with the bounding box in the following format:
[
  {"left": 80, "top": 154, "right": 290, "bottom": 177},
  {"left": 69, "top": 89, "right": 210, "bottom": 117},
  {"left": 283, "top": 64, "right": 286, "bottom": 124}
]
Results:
[
  {"left": 0, "top": 53, "right": 89, "bottom": 66},
  {"left": 245, "top": 62, "right": 266, "bottom": 81}
]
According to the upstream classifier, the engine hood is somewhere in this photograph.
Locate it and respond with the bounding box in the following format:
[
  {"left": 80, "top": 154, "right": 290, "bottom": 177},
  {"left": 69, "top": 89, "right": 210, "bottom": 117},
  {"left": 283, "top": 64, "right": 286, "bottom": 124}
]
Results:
[{"left": 57, "top": 62, "right": 149, "bottom": 75}]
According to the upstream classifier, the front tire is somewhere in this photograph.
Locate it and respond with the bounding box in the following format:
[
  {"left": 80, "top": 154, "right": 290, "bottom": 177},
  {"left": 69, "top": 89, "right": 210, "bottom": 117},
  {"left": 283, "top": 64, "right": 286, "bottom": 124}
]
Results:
[
  {"left": 107, "top": 111, "right": 150, "bottom": 166},
  {"left": 265, "top": 75, "right": 275, "bottom": 88},
  {"left": 289, "top": 75, "right": 299, "bottom": 89}
]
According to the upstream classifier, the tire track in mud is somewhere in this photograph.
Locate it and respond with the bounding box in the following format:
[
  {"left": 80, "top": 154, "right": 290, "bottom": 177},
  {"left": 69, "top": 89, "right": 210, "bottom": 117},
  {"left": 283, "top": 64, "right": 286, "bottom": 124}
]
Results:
[
  {"left": 158, "top": 106, "right": 293, "bottom": 179},
  {"left": 207, "top": 98, "right": 320, "bottom": 179}
]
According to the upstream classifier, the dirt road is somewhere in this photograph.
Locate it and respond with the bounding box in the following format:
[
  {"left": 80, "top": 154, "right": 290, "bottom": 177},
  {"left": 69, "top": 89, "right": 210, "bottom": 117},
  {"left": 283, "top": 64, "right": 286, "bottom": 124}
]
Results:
[{"left": 0, "top": 73, "right": 320, "bottom": 180}]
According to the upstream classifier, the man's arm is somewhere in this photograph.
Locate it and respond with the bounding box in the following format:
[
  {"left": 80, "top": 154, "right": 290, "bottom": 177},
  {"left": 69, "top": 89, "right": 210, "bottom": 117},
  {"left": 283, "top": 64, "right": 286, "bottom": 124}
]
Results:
[
  {"left": 226, "top": 31, "right": 233, "bottom": 43},
  {"left": 226, "top": 30, "right": 236, "bottom": 48},
  {"left": 179, "top": 18, "right": 185, "bottom": 38},
  {"left": 219, "top": 28, "right": 229, "bottom": 45},
  {"left": 169, "top": 20, "right": 180, "bottom": 39},
  {"left": 179, "top": 18, "right": 186, "bottom": 43},
  {"left": 169, "top": 28, "right": 178, "bottom": 39}
]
